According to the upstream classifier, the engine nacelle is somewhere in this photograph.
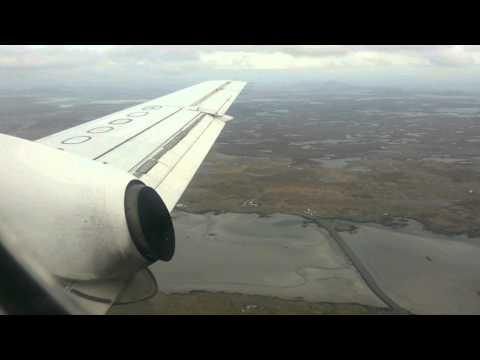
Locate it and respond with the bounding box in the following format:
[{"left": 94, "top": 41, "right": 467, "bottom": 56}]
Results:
[{"left": 0, "top": 133, "right": 174, "bottom": 282}]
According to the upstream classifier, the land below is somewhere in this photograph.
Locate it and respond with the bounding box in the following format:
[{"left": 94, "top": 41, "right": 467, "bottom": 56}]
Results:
[
  {"left": 110, "top": 290, "right": 393, "bottom": 315},
  {"left": 178, "top": 85, "right": 480, "bottom": 238},
  {"left": 180, "top": 150, "right": 480, "bottom": 238}
]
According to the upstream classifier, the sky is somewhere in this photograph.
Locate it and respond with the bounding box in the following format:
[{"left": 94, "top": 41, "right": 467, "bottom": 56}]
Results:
[{"left": 1, "top": 45, "right": 480, "bottom": 91}]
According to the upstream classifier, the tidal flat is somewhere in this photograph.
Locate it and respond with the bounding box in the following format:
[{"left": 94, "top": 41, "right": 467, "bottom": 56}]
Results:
[
  {"left": 110, "top": 211, "right": 390, "bottom": 315},
  {"left": 110, "top": 212, "right": 480, "bottom": 315},
  {"left": 340, "top": 220, "right": 480, "bottom": 314}
]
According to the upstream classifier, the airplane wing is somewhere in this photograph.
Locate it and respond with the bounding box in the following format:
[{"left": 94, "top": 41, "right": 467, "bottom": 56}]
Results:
[
  {"left": 0, "top": 80, "right": 246, "bottom": 314},
  {"left": 38, "top": 80, "right": 246, "bottom": 212}
]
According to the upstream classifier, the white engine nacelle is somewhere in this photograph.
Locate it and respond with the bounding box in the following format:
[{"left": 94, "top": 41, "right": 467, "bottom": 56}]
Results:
[{"left": 0, "top": 133, "right": 175, "bottom": 282}]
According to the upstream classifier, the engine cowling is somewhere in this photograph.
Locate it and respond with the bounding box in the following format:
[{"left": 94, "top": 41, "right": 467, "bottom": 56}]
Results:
[{"left": 0, "top": 133, "right": 175, "bottom": 282}]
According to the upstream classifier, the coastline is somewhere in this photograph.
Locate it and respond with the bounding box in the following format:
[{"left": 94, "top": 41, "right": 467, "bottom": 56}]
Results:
[{"left": 176, "top": 209, "right": 413, "bottom": 314}]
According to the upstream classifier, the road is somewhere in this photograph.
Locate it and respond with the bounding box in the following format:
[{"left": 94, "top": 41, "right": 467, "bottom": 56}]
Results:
[{"left": 308, "top": 216, "right": 411, "bottom": 315}]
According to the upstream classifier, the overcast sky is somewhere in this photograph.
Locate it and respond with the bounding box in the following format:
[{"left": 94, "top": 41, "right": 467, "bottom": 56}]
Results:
[{"left": 2, "top": 45, "right": 480, "bottom": 91}]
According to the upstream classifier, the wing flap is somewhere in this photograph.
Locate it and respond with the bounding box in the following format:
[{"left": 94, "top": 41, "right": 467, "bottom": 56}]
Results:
[{"left": 141, "top": 116, "right": 226, "bottom": 211}]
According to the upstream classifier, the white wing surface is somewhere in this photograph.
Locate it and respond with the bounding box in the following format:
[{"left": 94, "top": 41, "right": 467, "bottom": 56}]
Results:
[{"left": 38, "top": 80, "right": 246, "bottom": 211}]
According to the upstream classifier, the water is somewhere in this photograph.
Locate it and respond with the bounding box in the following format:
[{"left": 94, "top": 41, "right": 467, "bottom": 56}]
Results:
[
  {"left": 149, "top": 211, "right": 385, "bottom": 307},
  {"left": 341, "top": 221, "right": 480, "bottom": 314},
  {"left": 435, "top": 107, "right": 480, "bottom": 114},
  {"left": 422, "top": 157, "right": 469, "bottom": 163},
  {"left": 150, "top": 211, "right": 480, "bottom": 314},
  {"left": 311, "top": 157, "right": 364, "bottom": 170},
  {"left": 34, "top": 97, "right": 77, "bottom": 104}
]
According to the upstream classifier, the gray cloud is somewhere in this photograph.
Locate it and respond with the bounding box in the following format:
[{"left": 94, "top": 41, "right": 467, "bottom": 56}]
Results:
[{"left": 0, "top": 45, "right": 479, "bottom": 90}]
